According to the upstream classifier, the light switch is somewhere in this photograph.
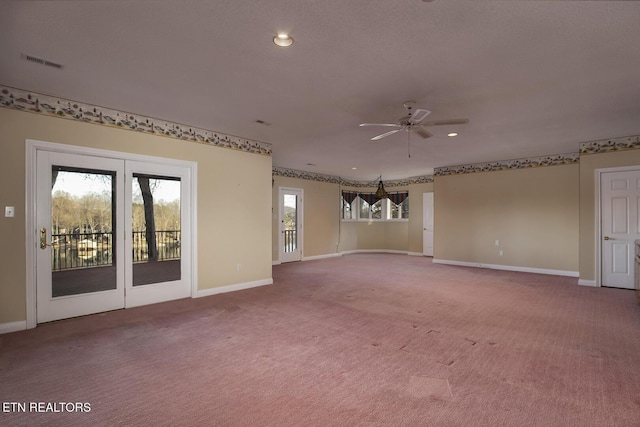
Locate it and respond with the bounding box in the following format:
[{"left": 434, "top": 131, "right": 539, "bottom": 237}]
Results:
[{"left": 5, "top": 206, "right": 15, "bottom": 217}]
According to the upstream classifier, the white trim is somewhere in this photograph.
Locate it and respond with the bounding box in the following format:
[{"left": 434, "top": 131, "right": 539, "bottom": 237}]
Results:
[
  {"left": 432, "top": 259, "right": 579, "bottom": 277},
  {"left": 25, "top": 142, "right": 37, "bottom": 329},
  {"left": 25, "top": 139, "right": 198, "bottom": 327},
  {"left": 194, "top": 278, "right": 273, "bottom": 298},
  {"left": 408, "top": 252, "right": 429, "bottom": 257},
  {"left": 341, "top": 249, "right": 409, "bottom": 255},
  {"left": 190, "top": 166, "right": 199, "bottom": 298},
  {"left": 272, "top": 260, "right": 282, "bottom": 266},
  {"left": 578, "top": 279, "right": 597, "bottom": 287},
  {"left": 0, "top": 321, "right": 27, "bottom": 335},
  {"left": 594, "top": 165, "right": 640, "bottom": 289},
  {"left": 302, "top": 253, "right": 342, "bottom": 262}
]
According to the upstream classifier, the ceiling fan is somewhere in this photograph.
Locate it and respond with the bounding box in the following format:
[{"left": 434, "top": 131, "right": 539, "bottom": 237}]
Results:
[{"left": 359, "top": 101, "right": 469, "bottom": 141}]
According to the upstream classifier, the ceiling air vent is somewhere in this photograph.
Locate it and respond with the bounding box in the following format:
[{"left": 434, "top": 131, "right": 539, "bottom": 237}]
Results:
[{"left": 21, "top": 53, "right": 63, "bottom": 69}]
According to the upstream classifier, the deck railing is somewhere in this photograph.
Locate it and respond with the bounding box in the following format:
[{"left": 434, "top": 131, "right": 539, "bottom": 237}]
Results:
[
  {"left": 50, "top": 230, "right": 180, "bottom": 271},
  {"left": 132, "top": 230, "right": 181, "bottom": 262},
  {"left": 284, "top": 229, "right": 296, "bottom": 253}
]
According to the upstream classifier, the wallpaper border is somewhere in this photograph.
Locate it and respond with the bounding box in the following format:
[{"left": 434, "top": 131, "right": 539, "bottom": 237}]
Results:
[
  {"left": 272, "top": 167, "right": 434, "bottom": 188},
  {"left": 5, "top": 84, "right": 637, "bottom": 178},
  {"left": 0, "top": 85, "right": 272, "bottom": 156},
  {"left": 434, "top": 153, "right": 579, "bottom": 177},
  {"left": 579, "top": 135, "right": 640, "bottom": 154}
]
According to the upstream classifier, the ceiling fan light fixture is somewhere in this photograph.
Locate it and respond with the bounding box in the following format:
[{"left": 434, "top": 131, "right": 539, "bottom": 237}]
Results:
[{"left": 273, "top": 33, "right": 294, "bottom": 47}]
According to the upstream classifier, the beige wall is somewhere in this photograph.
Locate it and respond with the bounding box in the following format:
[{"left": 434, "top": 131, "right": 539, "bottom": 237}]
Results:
[
  {"left": 271, "top": 178, "right": 430, "bottom": 260},
  {"left": 272, "top": 149, "right": 640, "bottom": 281},
  {"left": 337, "top": 221, "right": 358, "bottom": 252},
  {"left": 271, "top": 176, "right": 341, "bottom": 260},
  {"left": 0, "top": 108, "right": 272, "bottom": 324},
  {"left": 5, "top": 103, "right": 638, "bottom": 326},
  {"left": 579, "top": 150, "right": 640, "bottom": 281},
  {"left": 434, "top": 164, "right": 580, "bottom": 272}
]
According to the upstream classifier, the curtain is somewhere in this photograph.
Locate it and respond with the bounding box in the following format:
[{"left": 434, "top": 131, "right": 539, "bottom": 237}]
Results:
[
  {"left": 359, "top": 193, "right": 378, "bottom": 205},
  {"left": 342, "top": 191, "right": 359, "bottom": 205},
  {"left": 388, "top": 192, "right": 408, "bottom": 205}
]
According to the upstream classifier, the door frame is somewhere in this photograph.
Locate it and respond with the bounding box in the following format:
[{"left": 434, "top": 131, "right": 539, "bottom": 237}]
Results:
[
  {"left": 25, "top": 139, "right": 198, "bottom": 329},
  {"left": 595, "top": 165, "right": 640, "bottom": 288},
  {"left": 278, "top": 187, "right": 303, "bottom": 263}
]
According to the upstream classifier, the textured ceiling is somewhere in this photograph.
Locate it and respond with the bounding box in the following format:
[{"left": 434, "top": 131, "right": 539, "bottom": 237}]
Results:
[{"left": 1, "top": 0, "right": 639, "bottom": 181}]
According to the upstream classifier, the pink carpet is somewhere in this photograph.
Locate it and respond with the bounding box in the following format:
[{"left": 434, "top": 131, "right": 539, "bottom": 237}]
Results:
[{"left": 1, "top": 254, "right": 639, "bottom": 426}]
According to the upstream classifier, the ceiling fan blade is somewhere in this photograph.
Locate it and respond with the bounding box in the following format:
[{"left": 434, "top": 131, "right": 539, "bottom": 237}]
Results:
[
  {"left": 422, "top": 118, "right": 469, "bottom": 127},
  {"left": 371, "top": 129, "right": 401, "bottom": 141},
  {"left": 409, "top": 109, "right": 431, "bottom": 124},
  {"left": 359, "top": 123, "right": 401, "bottom": 127},
  {"left": 413, "top": 127, "right": 432, "bottom": 139}
]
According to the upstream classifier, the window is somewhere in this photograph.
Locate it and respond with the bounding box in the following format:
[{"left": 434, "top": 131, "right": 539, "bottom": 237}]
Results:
[
  {"left": 388, "top": 192, "right": 409, "bottom": 219},
  {"left": 341, "top": 191, "right": 358, "bottom": 220},
  {"left": 341, "top": 191, "right": 409, "bottom": 221}
]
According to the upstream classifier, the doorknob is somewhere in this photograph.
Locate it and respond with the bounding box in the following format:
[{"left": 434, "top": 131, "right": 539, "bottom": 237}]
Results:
[
  {"left": 603, "top": 236, "right": 611, "bottom": 241},
  {"left": 40, "top": 227, "right": 52, "bottom": 249}
]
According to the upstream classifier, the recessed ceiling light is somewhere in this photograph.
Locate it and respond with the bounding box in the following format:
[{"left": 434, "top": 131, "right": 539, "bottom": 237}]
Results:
[
  {"left": 352, "top": 167, "right": 357, "bottom": 170},
  {"left": 273, "top": 33, "right": 294, "bottom": 47},
  {"left": 448, "top": 132, "right": 458, "bottom": 137}
]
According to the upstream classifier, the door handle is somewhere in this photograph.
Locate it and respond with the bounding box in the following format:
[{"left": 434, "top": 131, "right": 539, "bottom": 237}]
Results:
[
  {"left": 40, "top": 227, "right": 52, "bottom": 249},
  {"left": 603, "top": 236, "right": 611, "bottom": 241}
]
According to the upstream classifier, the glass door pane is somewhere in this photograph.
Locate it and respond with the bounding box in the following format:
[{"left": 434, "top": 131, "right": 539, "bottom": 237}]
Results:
[
  {"left": 279, "top": 188, "right": 303, "bottom": 263},
  {"left": 283, "top": 194, "right": 297, "bottom": 253},
  {"left": 51, "top": 167, "right": 116, "bottom": 297},
  {"left": 131, "top": 174, "right": 181, "bottom": 286}
]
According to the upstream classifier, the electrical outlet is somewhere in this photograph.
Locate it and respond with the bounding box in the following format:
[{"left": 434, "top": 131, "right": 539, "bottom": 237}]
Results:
[
  {"left": 495, "top": 240, "right": 500, "bottom": 246},
  {"left": 499, "top": 250, "right": 504, "bottom": 256}
]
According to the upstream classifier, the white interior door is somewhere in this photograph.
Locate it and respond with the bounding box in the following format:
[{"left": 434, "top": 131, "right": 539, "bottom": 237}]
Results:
[
  {"left": 35, "top": 148, "right": 193, "bottom": 323},
  {"left": 423, "top": 192, "right": 434, "bottom": 256},
  {"left": 36, "top": 151, "right": 125, "bottom": 323},
  {"left": 601, "top": 169, "right": 640, "bottom": 289},
  {"left": 279, "top": 187, "right": 303, "bottom": 263}
]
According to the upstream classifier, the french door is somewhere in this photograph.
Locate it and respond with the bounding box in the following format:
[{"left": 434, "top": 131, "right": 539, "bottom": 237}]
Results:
[
  {"left": 35, "top": 149, "right": 192, "bottom": 323},
  {"left": 279, "top": 187, "right": 303, "bottom": 263}
]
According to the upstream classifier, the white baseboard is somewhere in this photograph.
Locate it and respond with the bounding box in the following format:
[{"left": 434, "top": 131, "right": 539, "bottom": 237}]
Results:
[
  {"left": 302, "top": 253, "right": 342, "bottom": 262},
  {"left": 341, "top": 249, "right": 409, "bottom": 255},
  {"left": 578, "top": 279, "right": 598, "bottom": 287},
  {"left": 273, "top": 252, "right": 341, "bottom": 265},
  {"left": 194, "top": 278, "right": 273, "bottom": 298},
  {"left": 432, "top": 259, "right": 579, "bottom": 278},
  {"left": 0, "top": 320, "right": 27, "bottom": 335},
  {"left": 408, "top": 252, "right": 431, "bottom": 257}
]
